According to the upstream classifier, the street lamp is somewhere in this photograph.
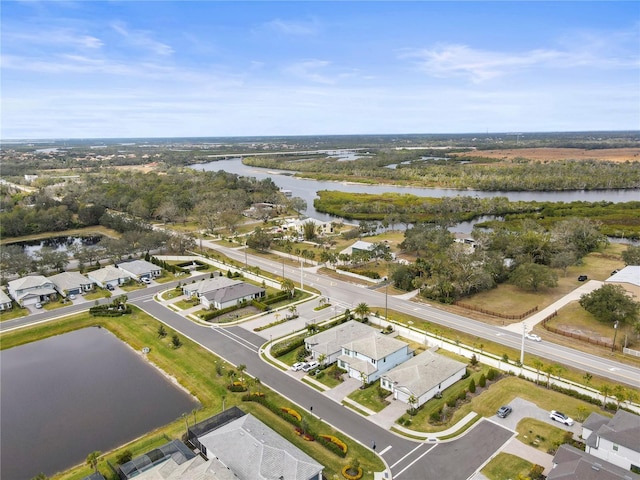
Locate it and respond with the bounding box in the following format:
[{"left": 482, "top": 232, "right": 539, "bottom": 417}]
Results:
[
  {"left": 244, "top": 240, "right": 248, "bottom": 270},
  {"left": 612, "top": 321, "right": 619, "bottom": 352}
]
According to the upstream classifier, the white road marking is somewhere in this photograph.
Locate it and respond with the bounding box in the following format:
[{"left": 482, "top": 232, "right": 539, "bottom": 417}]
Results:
[
  {"left": 394, "top": 443, "right": 437, "bottom": 478},
  {"left": 389, "top": 443, "right": 425, "bottom": 469},
  {"left": 379, "top": 445, "right": 392, "bottom": 455}
]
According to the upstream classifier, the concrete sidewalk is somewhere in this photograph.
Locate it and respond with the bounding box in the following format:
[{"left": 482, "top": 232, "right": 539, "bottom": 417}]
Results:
[{"left": 502, "top": 279, "right": 603, "bottom": 334}]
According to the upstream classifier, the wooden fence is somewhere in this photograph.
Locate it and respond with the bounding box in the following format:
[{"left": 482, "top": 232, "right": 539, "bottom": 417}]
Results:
[
  {"left": 454, "top": 302, "right": 538, "bottom": 320},
  {"left": 542, "top": 312, "right": 617, "bottom": 351}
]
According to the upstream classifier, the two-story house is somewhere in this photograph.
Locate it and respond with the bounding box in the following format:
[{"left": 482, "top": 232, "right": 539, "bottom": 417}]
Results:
[
  {"left": 304, "top": 320, "right": 377, "bottom": 365},
  {"left": 582, "top": 410, "right": 640, "bottom": 473},
  {"left": 7, "top": 275, "right": 57, "bottom": 307},
  {"left": 337, "top": 331, "right": 413, "bottom": 384}
]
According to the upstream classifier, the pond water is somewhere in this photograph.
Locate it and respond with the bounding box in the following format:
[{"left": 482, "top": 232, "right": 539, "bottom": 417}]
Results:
[
  {"left": 0, "top": 327, "right": 199, "bottom": 480},
  {"left": 15, "top": 235, "right": 102, "bottom": 258},
  {"left": 191, "top": 158, "right": 639, "bottom": 222}
]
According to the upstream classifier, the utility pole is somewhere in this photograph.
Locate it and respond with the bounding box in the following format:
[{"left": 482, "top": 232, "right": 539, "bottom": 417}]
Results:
[
  {"left": 612, "top": 321, "right": 619, "bottom": 352},
  {"left": 244, "top": 240, "right": 248, "bottom": 270},
  {"left": 520, "top": 324, "right": 526, "bottom": 366}
]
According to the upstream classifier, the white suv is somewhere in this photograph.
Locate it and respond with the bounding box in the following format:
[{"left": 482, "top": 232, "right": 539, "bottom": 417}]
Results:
[
  {"left": 302, "top": 361, "right": 319, "bottom": 372},
  {"left": 550, "top": 410, "right": 574, "bottom": 426}
]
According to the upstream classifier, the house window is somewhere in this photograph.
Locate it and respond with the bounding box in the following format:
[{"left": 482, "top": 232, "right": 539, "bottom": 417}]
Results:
[
  {"left": 613, "top": 444, "right": 619, "bottom": 451},
  {"left": 372, "top": 359, "right": 376, "bottom": 365}
]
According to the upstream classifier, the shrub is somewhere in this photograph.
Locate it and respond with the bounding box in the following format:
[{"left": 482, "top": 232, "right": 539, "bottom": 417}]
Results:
[
  {"left": 429, "top": 409, "right": 442, "bottom": 424},
  {"left": 457, "top": 390, "right": 468, "bottom": 402},
  {"left": 341, "top": 465, "right": 363, "bottom": 480},
  {"left": 478, "top": 373, "right": 486, "bottom": 388},
  {"left": 469, "top": 379, "right": 476, "bottom": 393},
  {"left": 487, "top": 368, "right": 497, "bottom": 381},
  {"left": 272, "top": 337, "right": 306, "bottom": 357},
  {"left": 470, "top": 354, "right": 478, "bottom": 366},
  {"left": 115, "top": 450, "right": 132, "bottom": 465},
  {"left": 281, "top": 407, "right": 302, "bottom": 422},
  {"left": 320, "top": 434, "right": 348, "bottom": 454},
  {"left": 447, "top": 398, "right": 457, "bottom": 408},
  {"left": 227, "top": 384, "right": 247, "bottom": 392}
]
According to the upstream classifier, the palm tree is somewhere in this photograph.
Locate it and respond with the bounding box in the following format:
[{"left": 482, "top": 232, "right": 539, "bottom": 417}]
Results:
[
  {"left": 254, "top": 377, "right": 262, "bottom": 395},
  {"left": 532, "top": 359, "right": 544, "bottom": 385},
  {"left": 543, "top": 364, "right": 557, "bottom": 389},
  {"left": 281, "top": 278, "right": 295, "bottom": 298},
  {"left": 354, "top": 302, "right": 370, "bottom": 322},
  {"left": 600, "top": 384, "right": 612, "bottom": 410},
  {"left": 613, "top": 385, "right": 627, "bottom": 410},
  {"left": 318, "top": 353, "right": 327, "bottom": 366},
  {"left": 408, "top": 394, "right": 418, "bottom": 416},
  {"left": 86, "top": 451, "right": 101, "bottom": 474},
  {"left": 237, "top": 364, "right": 247, "bottom": 384}
]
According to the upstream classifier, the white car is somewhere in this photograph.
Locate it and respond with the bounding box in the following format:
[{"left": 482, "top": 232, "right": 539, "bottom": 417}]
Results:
[
  {"left": 525, "top": 332, "right": 541, "bottom": 342},
  {"left": 550, "top": 410, "right": 574, "bottom": 426},
  {"left": 69, "top": 294, "right": 76, "bottom": 300},
  {"left": 302, "top": 361, "right": 319, "bottom": 372},
  {"left": 291, "top": 362, "right": 307, "bottom": 372}
]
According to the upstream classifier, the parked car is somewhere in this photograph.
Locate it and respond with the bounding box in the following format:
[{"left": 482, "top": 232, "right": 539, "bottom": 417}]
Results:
[
  {"left": 302, "top": 361, "right": 319, "bottom": 372},
  {"left": 69, "top": 294, "right": 76, "bottom": 300},
  {"left": 550, "top": 410, "right": 574, "bottom": 426},
  {"left": 496, "top": 405, "right": 512, "bottom": 418},
  {"left": 292, "top": 362, "right": 307, "bottom": 372},
  {"left": 525, "top": 332, "right": 542, "bottom": 342},
  {"left": 106, "top": 284, "right": 115, "bottom": 291},
  {"left": 141, "top": 277, "right": 151, "bottom": 284},
  {"left": 578, "top": 275, "right": 588, "bottom": 282},
  {"left": 35, "top": 302, "right": 43, "bottom": 309}
]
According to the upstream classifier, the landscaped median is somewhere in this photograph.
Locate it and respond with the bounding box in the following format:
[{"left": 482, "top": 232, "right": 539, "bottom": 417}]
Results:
[{"left": 0, "top": 308, "right": 385, "bottom": 480}]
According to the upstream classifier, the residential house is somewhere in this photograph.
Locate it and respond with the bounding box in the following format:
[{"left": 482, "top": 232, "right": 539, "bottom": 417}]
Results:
[
  {"left": 184, "top": 276, "right": 265, "bottom": 310},
  {"left": 7, "top": 275, "right": 57, "bottom": 306},
  {"left": 548, "top": 444, "right": 640, "bottom": 480},
  {"left": 380, "top": 349, "right": 467, "bottom": 407},
  {"left": 305, "top": 320, "right": 380, "bottom": 365},
  {"left": 452, "top": 232, "right": 477, "bottom": 252},
  {"left": 340, "top": 240, "right": 375, "bottom": 256},
  {"left": 281, "top": 217, "right": 334, "bottom": 237},
  {"left": 582, "top": 410, "right": 640, "bottom": 472},
  {"left": 87, "top": 265, "right": 131, "bottom": 289},
  {"left": 188, "top": 407, "right": 323, "bottom": 480},
  {"left": 118, "top": 439, "right": 199, "bottom": 480},
  {"left": 117, "top": 259, "right": 161, "bottom": 281},
  {"left": 337, "top": 330, "right": 413, "bottom": 384},
  {"left": 49, "top": 271, "right": 94, "bottom": 297},
  {"left": 605, "top": 266, "right": 640, "bottom": 299},
  {"left": 0, "top": 289, "right": 13, "bottom": 311}
]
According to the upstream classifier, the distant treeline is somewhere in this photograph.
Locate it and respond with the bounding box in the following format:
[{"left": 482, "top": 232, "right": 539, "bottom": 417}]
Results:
[{"left": 313, "top": 191, "right": 640, "bottom": 240}]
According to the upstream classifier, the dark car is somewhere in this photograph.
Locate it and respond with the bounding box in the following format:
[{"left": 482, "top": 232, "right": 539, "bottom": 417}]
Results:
[
  {"left": 497, "top": 405, "right": 512, "bottom": 418},
  {"left": 578, "top": 275, "right": 588, "bottom": 281}
]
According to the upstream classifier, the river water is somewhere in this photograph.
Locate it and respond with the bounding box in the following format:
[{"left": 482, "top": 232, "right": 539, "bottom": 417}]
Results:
[
  {"left": 191, "top": 158, "right": 639, "bottom": 222},
  {"left": 0, "top": 327, "right": 199, "bottom": 480}
]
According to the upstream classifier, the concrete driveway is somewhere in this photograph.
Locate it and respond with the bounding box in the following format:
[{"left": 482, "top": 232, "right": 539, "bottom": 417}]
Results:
[{"left": 491, "top": 397, "right": 581, "bottom": 438}]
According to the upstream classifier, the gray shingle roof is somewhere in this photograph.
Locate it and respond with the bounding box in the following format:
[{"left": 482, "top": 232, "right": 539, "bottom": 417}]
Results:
[
  {"left": 606, "top": 265, "right": 640, "bottom": 287},
  {"left": 49, "top": 271, "right": 93, "bottom": 291},
  {"left": 381, "top": 350, "right": 467, "bottom": 397},
  {"left": 593, "top": 410, "right": 640, "bottom": 452},
  {"left": 201, "top": 282, "right": 264, "bottom": 304},
  {"left": 0, "top": 289, "right": 12, "bottom": 305},
  {"left": 549, "top": 444, "right": 640, "bottom": 480},
  {"left": 197, "top": 414, "right": 323, "bottom": 480},
  {"left": 342, "top": 333, "right": 408, "bottom": 361},
  {"left": 305, "top": 320, "right": 377, "bottom": 356},
  {"left": 117, "top": 259, "right": 160, "bottom": 276},
  {"left": 8, "top": 275, "right": 51, "bottom": 291},
  {"left": 88, "top": 265, "right": 130, "bottom": 284}
]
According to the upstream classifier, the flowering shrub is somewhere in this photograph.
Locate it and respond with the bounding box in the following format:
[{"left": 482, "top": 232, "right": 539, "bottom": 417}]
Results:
[
  {"left": 320, "top": 435, "right": 348, "bottom": 454},
  {"left": 281, "top": 407, "right": 302, "bottom": 422},
  {"left": 341, "top": 465, "right": 363, "bottom": 480}
]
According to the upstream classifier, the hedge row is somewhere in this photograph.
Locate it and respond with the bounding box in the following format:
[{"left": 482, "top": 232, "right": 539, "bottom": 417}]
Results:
[
  {"left": 89, "top": 305, "right": 132, "bottom": 317},
  {"left": 263, "top": 291, "right": 291, "bottom": 305},
  {"left": 272, "top": 337, "right": 306, "bottom": 358},
  {"left": 251, "top": 299, "right": 271, "bottom": 312},
  {"left": 199, "top": 303, "right": 244, "bottom": 321}
]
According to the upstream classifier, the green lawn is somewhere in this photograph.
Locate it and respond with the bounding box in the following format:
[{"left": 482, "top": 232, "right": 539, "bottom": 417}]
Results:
[
  {"left": 481, "top": 452, "right": 534, "bottom": 480},
  {"left": 516, "top": 418, "right": 569, "bottom": 453},
  {"left": 0, "top": 307, "right": 28, "bottom": 322},
  {"left": 83, "top": 290, "right": 111, "bottom": 301},
  {"left": 347, "top": 382, "right": 390, "bottom": 413},
  {"left": 314, "top": 364, "right": 345, "bottom": 389},
  {"left": 0, "top": 308, "right": 384, "bottom": 480}
]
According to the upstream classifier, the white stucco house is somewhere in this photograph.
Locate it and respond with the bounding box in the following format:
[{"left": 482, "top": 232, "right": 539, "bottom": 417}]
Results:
[
  {"left": 337, "top": 330, "right": 413, "bottom": 384},
  {"left": 7, "top": 275, "right": 57, "bottom": 306},
  {"left": 117, "top": 259, "right": 161, "bottom": 281},
  {"left": 605, "top": 265, "right": 640, "bottom": 299},
  {"left": 548, "top": 444, "right": 640, "bottom": 480},
  {"left": 87, "top": 265, "right": 131, "bottom": 289},
  {"left": 184, "top": 276, "right": 265, "bottom": 310},
  {"left": 0, "top": 289, "right": 13, "bottom": 311},
  {"left": 380, "top": 349, "right": 467, "bottom": 407},
  {"left": 305, "top": 320, "right": 379, "bottom": 365},
  {"left": 582, "top": 410, "right": 640, "bottom": 472},
  {"left": 49, "top": 271, "right": 94, "bottom": 297}
]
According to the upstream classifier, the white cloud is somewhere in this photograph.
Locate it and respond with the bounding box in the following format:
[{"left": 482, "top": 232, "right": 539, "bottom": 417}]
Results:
[
  {"left": 285, "top": 59, "right": 335, "bottom": 84},
  {"left": 111, "top": 21, "right": 173, "bottom": 56},
  {"left": 263, "top": 18, "right": 318, "bottom": 36},
  {"left": 3, "top": 29, "right": 103, "bottom": 49}
]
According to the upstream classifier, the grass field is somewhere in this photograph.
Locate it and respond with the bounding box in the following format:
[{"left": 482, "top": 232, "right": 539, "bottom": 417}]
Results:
[
  {"left": 516, "top": 418, "right": 569, "bottom": 453},
  {"left": 481, "top": 452, "right": 534, "bottom": 480}
]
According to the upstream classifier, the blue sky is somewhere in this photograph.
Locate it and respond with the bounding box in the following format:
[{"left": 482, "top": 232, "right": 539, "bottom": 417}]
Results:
[{"left": 2, "top": 1, "right": 639, "bottom": 139}]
